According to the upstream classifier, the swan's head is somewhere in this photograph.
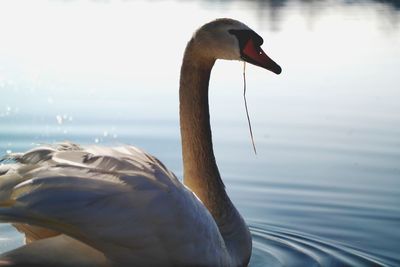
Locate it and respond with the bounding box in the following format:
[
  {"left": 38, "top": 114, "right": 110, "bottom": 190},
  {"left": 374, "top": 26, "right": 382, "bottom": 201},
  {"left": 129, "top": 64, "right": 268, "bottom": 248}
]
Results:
[{"left": 192, "top": 18, "right": 282, "bottom": 74}]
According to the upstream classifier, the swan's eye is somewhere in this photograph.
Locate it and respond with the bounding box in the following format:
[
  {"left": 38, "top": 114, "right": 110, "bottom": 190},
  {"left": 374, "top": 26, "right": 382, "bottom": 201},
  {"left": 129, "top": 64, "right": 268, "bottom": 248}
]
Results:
[{"left": 228, "top": 29, "right": 264, "bottom": 49}]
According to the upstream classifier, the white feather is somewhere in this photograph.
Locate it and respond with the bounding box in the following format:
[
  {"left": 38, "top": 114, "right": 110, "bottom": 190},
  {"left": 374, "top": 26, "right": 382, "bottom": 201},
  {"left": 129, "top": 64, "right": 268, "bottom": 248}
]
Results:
[{"left": 0, "top": 143, "right": 229, "bottom": 266}]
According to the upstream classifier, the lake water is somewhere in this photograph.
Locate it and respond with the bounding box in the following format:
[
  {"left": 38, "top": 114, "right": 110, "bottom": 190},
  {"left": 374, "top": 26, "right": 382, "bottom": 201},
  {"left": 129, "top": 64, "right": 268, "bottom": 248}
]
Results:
[{"left": 1, "top": 0, "right": 400, "bottom": 266}]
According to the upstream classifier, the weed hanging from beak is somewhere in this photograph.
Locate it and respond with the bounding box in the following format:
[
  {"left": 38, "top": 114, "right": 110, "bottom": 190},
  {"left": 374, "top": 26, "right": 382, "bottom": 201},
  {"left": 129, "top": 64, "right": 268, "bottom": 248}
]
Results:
[{"left": 243, "top": 62, "right": 257, "bottom": 155}]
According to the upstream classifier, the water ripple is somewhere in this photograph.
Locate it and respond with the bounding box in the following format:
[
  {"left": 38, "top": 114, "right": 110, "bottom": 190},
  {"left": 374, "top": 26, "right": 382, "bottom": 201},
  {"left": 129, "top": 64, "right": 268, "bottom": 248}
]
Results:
[{"left": 248, "top": 222, "right": 386, "bottom": 267}]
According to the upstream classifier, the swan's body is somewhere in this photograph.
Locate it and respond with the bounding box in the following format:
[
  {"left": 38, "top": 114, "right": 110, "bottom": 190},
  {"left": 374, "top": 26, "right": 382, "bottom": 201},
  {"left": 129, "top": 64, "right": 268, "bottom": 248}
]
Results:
[{"left": 0, "top": 18, "right": 280, "bottom": 267}]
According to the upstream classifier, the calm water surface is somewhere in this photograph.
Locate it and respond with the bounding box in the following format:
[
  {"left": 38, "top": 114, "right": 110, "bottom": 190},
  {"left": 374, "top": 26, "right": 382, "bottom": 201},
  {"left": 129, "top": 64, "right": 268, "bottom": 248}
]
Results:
[{"left": 1, "top": 0, "right": 399, "bottom": 266}]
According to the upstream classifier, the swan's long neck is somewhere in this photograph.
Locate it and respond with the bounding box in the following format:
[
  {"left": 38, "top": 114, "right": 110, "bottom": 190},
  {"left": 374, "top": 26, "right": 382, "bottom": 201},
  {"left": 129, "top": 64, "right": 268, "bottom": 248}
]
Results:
[{"left": 179, "top": 39, "right": 251, "bottom": 266}]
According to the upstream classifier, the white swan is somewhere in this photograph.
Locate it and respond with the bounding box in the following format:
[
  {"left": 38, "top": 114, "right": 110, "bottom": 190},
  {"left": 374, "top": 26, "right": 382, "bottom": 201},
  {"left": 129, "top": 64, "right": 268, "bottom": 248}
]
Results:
[{"left": 0, "top": 18, "right": 281, "bottom": 267}]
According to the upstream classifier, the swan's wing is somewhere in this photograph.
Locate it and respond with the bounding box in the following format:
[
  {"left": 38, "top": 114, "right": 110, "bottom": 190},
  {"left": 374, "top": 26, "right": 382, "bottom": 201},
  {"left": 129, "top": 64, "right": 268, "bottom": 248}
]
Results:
[
  {"left": 0, "top": 235, "right": 109, "bottom": 267},
  {"left": 0, "top": 143, "right": 227, "bottom": 266},
  {"left": 0, "top": 142, "right": 182, "bottom": 211}
]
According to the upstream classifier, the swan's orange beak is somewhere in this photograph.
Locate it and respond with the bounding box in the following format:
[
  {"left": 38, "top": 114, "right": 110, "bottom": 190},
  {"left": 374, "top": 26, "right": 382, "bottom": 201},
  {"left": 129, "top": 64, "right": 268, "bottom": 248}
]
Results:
[{"left": 242, "top": 39, "right": 282, "bottom": 75}]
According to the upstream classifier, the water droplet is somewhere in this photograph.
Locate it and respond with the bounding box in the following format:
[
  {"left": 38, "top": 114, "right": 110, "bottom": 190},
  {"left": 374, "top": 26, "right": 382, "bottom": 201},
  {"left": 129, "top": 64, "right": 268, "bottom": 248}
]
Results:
[
  {"left": 6, "top": 150, "right": 12, "bottom": 154},
  {"left": 103, "top": 131, "right": 108, "bottom": 137},
  {"left": 56, "top": 115, "right": 63, "bottom": 125},
  {"left": 94, "top": 138, "right": 99, "bottom": 143}
]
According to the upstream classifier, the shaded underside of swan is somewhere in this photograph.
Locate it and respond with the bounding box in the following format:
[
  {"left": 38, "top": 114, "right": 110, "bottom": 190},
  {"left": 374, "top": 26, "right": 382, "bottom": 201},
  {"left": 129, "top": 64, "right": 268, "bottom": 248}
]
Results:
[{"left": 0, "top": 234, "right": 108, "bottom": 267}]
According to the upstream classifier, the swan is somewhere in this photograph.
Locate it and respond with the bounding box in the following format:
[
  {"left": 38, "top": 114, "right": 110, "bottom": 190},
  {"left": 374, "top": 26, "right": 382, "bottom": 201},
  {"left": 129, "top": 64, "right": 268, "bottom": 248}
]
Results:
[{"left": 0, "top": 18, "right": 281, "bottom": 267}]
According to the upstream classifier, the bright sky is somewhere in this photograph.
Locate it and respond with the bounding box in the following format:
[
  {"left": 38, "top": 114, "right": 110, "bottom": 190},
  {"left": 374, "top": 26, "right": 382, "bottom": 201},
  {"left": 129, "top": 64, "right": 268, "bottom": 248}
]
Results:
[{"left": 0, "top": 0, "right": 399, "bottom": 121}]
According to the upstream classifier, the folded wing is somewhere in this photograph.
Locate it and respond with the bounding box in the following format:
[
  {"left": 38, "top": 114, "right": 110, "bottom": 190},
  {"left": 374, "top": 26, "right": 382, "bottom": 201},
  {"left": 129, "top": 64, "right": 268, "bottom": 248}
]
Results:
[{"left": 0, "top": 143, "right": 227, "bottom": 266}]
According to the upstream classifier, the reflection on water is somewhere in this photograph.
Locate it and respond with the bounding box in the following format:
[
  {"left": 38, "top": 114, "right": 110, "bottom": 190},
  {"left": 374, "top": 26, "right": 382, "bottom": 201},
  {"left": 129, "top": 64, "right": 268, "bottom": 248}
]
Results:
[
  {"left": 1, "top": 0, "right": 400, "bottom": 266},
  {"left": 191, "top": 0, "right": 400, "bottom": 31}
]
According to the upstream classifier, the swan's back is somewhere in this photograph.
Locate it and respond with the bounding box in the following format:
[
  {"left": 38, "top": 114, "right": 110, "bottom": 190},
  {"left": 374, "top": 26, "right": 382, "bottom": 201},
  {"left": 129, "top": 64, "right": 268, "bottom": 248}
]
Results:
[{"left": 0, "top": 143, "right": 230, "bottom": 266}]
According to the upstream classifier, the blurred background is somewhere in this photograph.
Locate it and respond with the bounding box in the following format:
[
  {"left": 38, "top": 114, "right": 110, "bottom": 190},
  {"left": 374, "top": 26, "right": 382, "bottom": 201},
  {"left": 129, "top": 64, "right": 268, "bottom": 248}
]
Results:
[{"left": 0, "top": 0, "right": 399, "bottom": 266}]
